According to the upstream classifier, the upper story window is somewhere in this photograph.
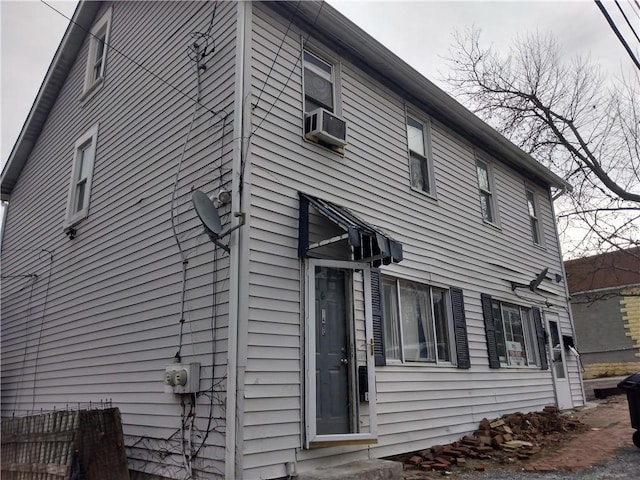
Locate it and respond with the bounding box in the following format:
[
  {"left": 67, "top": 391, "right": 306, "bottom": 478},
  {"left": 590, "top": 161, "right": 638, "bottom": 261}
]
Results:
[
  {"left": 303, "top": 50, "right": 334, "bottom": 113},
  {"left": 476, "top": 158, "right": 497, "bottom": 224},
  {"left": 526, "top": 189, "right": 542, "bottom": 245},
  {"left": 382, "top": 277, "right": 455, "bottom": 364},
  {"left": 491, "top": 301, "right": 540, "bottom": 367},
  {"left": 406, "top": 115, "right": 434, "bottom": 195},
  {"left": 65, "top": 124, "right": 99, "bottom": 227},
  {"left": 83, "top": 7, "right": 112, "bottom": 95}
]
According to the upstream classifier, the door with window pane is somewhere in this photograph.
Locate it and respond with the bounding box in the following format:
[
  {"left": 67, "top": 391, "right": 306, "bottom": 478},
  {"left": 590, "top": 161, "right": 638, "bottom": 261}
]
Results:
[{"left": 547, "top": 314, "right": 572, "bottom": 409}]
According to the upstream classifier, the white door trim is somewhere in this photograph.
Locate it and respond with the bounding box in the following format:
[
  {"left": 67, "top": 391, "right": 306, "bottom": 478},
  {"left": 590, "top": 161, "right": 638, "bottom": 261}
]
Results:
[
  {"left": 304, "top": 259, "right": 377, "bottom": 448},
  {"left": 545, "top": 312, "right": 573, "bottom": 410}
]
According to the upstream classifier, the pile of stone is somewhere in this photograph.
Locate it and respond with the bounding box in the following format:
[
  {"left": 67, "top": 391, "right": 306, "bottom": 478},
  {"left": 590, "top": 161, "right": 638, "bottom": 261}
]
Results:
[{"left": 403, "top": 405, "right": 586, "bottom": 473}]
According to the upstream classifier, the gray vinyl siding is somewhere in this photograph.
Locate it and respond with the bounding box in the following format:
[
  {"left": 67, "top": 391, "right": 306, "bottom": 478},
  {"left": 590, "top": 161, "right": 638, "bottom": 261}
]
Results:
[
  {"left": 1, "top": 2, "right": 237, "bottom": 478},
  {"left": 243, "top": 4, "right": 580, "bottom": 478}
]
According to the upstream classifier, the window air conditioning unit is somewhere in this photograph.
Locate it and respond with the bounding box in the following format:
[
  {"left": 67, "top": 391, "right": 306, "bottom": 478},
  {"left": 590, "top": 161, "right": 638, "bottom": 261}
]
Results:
[{"left": 304, "top": 108, "right": 347, "bottom": 147}]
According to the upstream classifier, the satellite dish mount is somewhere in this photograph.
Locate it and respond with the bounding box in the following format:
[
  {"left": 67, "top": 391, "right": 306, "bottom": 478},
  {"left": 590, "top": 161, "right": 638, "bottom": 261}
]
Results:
[
  {"left": 511, "top": 267, "right": 549, "bottom": 292},
  {"left": 192, "top": 190, "right": 244, "bottom": 253}
]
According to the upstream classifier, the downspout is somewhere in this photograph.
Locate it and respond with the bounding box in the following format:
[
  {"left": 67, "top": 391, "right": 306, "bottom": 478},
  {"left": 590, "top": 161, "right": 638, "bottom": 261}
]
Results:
[
  {"left": 549, "top": 187, "right": 586, "bottom": 405},
  {"left": 226, "top": 1, "right": 247, "bottom": 478}
]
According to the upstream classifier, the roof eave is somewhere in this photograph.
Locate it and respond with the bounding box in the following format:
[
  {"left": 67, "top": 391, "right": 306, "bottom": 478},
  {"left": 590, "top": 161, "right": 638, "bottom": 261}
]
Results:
[
  {"left": 0, "top": 1, "right": 102, "bottom": 202},
  {"left": 266, "top": 1, "right": 571, "bottom": 192}
]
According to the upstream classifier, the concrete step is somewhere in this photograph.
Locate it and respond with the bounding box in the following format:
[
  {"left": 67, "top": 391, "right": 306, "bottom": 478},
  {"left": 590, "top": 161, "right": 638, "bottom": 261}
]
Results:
[{"left": 296, "top": 459, "right": 402, "bottom": 480}]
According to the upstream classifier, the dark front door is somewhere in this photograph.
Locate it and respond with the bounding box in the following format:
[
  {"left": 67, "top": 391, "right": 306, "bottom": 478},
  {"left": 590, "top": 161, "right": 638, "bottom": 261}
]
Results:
[{"left": 315, "top": 266, "right": 350, "bottom": 435}]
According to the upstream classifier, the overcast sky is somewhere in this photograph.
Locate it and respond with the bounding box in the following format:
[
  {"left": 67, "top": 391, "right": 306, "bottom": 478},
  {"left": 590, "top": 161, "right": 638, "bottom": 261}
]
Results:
[{"left": 1, "top": 0, "right": 638, "bottom": 171}]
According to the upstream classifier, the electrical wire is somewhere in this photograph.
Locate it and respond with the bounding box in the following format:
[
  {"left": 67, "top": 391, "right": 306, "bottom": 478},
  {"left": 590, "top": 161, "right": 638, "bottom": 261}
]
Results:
[
  {"left": 594, "top": 0, "right": 640, "bottom": 71},
  {"left": 627, "top": 0, "right": 640, "bottom": 19},
  {"left": 193, "top": 246, "right": 219, "bottom": 458},
  {"left": 253, "top": 0, "right": 302, "bottom": 111},
  {"left": 250, "top": 1, "right": 326, "bottom": 139},
  {"left": 615, "top": 0, "right": 640, "bottom": 44},
  {"left": 39, "top": 0, "right": 227, "bottom": 122},
  {"left": 30, "top": 249, "right": 54, "bottom": 411},
  {"left": 12, "top": 275, "right": 37, "bottom": 413},
  {"left": 170, "top": 43, "right": 204, "bottom": 362}
]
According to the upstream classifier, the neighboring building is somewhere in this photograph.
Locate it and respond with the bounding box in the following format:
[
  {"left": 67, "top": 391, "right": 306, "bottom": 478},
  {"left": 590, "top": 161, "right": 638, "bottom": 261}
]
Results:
[
  {"left": 1, "top": 2, "right": 584, "bottom": 479},
  {"left": 565, "top": 247, "right": 640, "bottom": 379}
]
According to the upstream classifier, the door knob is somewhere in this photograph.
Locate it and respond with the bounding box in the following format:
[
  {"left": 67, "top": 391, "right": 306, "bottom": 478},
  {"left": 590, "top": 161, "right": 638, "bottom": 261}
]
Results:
[{"left": 340, "top": 358, "right": 348, "bottom": 364}]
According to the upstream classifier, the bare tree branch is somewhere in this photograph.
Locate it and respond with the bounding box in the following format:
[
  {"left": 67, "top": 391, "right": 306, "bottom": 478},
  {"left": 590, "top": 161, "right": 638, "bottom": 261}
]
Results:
[{"left": 445, "top": 28, "right": 640, "bottom": 257}]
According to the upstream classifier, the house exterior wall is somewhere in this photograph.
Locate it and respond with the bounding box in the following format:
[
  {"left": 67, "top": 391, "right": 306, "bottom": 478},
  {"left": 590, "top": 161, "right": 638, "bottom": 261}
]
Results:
[
  {"left": 1, "top": 2, "right": 238, "bottom": 478},
  {"left": 242, "top": 3, "right": 582, "bottom": 479}
]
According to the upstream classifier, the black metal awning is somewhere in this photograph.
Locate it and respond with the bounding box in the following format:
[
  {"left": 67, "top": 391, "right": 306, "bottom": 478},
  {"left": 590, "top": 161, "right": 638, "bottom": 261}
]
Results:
[{"left": 298, "top": 192, "right": 403, "bottom": 266}]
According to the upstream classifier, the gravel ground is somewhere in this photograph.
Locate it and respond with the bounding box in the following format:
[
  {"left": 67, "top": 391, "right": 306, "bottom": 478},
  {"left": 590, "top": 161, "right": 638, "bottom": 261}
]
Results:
[{"left": 455, "top": 446, "right": 639, "bottom": 479}]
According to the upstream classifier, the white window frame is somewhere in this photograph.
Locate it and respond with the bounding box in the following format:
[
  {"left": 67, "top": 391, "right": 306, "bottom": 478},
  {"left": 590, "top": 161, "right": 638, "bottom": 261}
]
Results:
[
  {"left": 65, "top": 124, "right": 99, "bottom": 227},
  {"left": 382, "top": 277, "right": 456, "bottom": 365},
  {"left": 526, "top": 188, "right": 544, "bottom": 246},
  {"left": 406, "top": 113, "right": 436, "bottom": 197},
  {"left": 492, "top": 300, "right": 540, "bottom": 367},
  {"left": 83, "top": 7, "right": 112, "bottom": 95},
  {"left": 475, "top": 157, "right": 499, "bottom": 226},
  {"left": 302, "top": 48, "right": 341, "bottom": 115},
  {"left": 304, "top": 259, "right": 377, "bottom": 447}
]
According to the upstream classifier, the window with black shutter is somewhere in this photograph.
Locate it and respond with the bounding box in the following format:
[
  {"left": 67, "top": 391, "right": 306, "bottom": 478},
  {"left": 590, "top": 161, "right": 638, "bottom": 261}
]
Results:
[
  {"left": 533, "top": 308, "right": 549, "bottom": 370},
  {"left": 378, "top": 276, "right": 469, "bottom": 367},
  {"left": 481, "top": 293, "right": 501, "bottom": 368},
  {"left": 450, "top": 287, "right": 470, "bottom": 369},
  {"left": 483, "top": 295, "right": 547, "bottom": 368},
  {"left": 371, "top": 268, "right": 386, "bottom": 366}
]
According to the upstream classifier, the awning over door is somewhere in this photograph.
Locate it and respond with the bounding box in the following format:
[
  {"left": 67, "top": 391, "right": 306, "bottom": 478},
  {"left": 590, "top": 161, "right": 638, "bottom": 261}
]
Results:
[{"left": 298, "top": 192, "right": 403, "bottom": 266}]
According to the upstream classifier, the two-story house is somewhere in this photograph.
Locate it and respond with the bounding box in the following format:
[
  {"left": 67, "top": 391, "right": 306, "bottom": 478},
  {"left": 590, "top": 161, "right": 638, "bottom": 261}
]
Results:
[{"left": 0, "top": 2, "right": 585, "bottom": 479}]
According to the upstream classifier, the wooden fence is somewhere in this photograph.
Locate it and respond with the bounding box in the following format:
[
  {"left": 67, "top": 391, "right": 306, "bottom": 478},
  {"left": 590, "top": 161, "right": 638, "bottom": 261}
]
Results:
[{"left": 1, "top": 408, "right": 129, "bottom": 480}]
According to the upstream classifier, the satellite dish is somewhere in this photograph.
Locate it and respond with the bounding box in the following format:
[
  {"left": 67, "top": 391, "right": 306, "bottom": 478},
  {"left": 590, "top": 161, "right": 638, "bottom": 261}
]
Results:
[
  {"left": 192, "top": 190, "right": 222, "bottom": 237},
  {"left": 529, "top": 267, "right": 549, "bottom": 292},
  {"left": 191, "top": 190, "right": 245, "bottom": 253}
]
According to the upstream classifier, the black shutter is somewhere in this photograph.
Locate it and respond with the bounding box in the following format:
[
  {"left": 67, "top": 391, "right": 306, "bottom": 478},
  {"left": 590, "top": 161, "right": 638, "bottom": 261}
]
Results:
[
  {"left": 533, "top": 307, "right": 549, "bottom": 370},
  {"left": 450, "top": 287, "right": 470, "bottom": 369},
  {"left": 481, "top": 293, "right": 501, "bottom": 369},
  {"left": 371, "top": 268, "right": 386, "bottom": 366}
]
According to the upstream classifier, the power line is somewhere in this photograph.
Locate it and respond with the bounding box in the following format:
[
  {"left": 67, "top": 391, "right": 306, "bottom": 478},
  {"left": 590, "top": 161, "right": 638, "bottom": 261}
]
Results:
[
  {"left": 594, "top": 0, "right": 640, "bottom": 71},
  {"left": 40, "top": 1, "right": 228, "bottom": 121},
  {"left": 615, "top": 0, "right": 640, "bottom": 44},
  {"left": 250, "top": 1, "right": 326, "bottom": 138},
  {"left": 627, "top": 0, "right": 640, "bottom": 20},
  {"left": 253, "top": 0, "right": 302, "bottom": 111}
]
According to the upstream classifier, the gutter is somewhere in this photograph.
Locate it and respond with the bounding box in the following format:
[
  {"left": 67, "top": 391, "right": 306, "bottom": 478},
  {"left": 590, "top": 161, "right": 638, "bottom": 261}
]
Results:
[{"left": 264, "top": 1, "right": 572, "bottom": 192}]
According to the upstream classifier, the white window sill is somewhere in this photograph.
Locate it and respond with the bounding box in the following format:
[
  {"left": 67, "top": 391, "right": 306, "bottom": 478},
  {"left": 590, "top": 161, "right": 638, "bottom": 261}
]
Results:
[
  {"left": 64, "top": 212, "right": 88, "bottom": 231},
  {"left": 409, "top": 186, "right": 437, "bottom": 202},
  {"left": 383, "top": 359, "right": 457, "bottom": 368},
  {"left": 499, "top": 363, "right": 540, "bottom": 369},
  {"left": 482, "top": 218, "right": 501, "bottom": 231},
  {"left": 80, "top": 77, "right": 104, "bottom": 103}
]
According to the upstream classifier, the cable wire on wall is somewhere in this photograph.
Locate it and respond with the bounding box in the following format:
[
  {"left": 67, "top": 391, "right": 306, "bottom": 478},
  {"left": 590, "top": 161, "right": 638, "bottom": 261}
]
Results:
[
  {"left": 12, "top": 275, "right": 38, "bottom": 413},
  {"left": 170, "top": 45, "right": 203, "bottom": 363},
  {"left": 249, "top": 1, "right": 326, "bottom": 139},
  {"left": 31, "top": 250, "right": 54, "bottom": 411},
  {"left": 252, "top": 0, "right": 302, "bottom": 111},
  {"left": 40, "top": 0, "right": 228, "bottom": 122},
  {"left": 243, "top": 0, "right": 325, "bottom": 191}
]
